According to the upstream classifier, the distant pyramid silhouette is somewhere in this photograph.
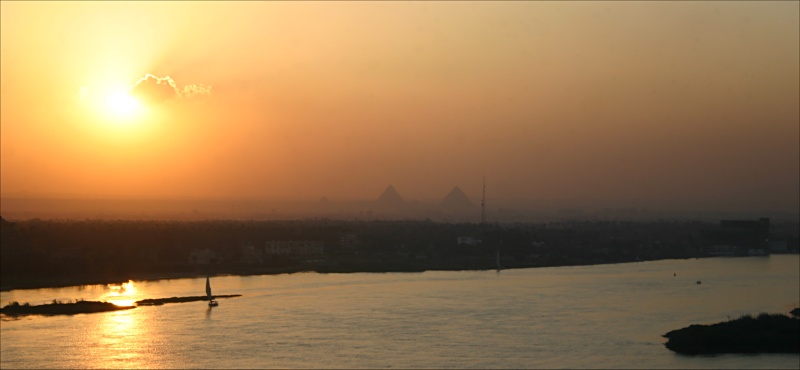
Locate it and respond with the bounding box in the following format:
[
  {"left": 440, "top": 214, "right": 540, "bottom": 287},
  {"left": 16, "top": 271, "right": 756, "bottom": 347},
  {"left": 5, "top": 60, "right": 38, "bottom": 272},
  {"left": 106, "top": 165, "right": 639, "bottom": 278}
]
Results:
[
  {"left": 377, "top": 185, "right": 405, "bottom": 206},
  {"left": 318, "top": 196, "right": 331, "bottom": 208},
  {"left": 439, "top": 186, "right": 476, "bottom": 211}
]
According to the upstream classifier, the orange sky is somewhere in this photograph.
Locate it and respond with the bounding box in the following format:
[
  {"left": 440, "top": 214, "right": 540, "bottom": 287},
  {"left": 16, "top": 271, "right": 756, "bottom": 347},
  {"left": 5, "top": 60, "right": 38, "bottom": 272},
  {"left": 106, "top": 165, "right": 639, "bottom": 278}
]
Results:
[{"left": 1, "top": 1, "right": 798, "bottom": 212}]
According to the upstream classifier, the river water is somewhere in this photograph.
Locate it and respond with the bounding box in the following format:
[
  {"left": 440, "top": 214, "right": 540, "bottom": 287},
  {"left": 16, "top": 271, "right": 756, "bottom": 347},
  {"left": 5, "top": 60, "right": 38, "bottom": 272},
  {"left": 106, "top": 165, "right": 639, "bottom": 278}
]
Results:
[{"left": 1, "top": 255, "right": 798, "bottom": 369}]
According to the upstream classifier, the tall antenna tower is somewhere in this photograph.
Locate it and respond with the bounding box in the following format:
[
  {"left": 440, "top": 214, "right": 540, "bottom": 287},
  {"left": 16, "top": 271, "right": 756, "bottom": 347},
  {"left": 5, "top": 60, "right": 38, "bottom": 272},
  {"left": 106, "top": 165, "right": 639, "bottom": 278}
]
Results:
[{"left": 480, "top": 176, "right": 487, "bottom": 224}]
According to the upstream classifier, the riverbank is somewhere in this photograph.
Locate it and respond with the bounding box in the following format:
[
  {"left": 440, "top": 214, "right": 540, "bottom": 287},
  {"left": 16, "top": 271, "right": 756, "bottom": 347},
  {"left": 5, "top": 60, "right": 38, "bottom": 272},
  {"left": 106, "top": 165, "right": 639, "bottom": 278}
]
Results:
[
  {"left": 0, "top": 257, "right": 688, "bottom": 292},
  {"left": 3, "top": 253, "right": 798, "bottom": 293},
  {"left": 0, "top": 266, "right": 320, "bottom": 292},
  {"left": 3, "top": 218, "right": 796, "bottom": 292},
  {"left": 0, "top": 271, "right": 219, "bottom": 292}
]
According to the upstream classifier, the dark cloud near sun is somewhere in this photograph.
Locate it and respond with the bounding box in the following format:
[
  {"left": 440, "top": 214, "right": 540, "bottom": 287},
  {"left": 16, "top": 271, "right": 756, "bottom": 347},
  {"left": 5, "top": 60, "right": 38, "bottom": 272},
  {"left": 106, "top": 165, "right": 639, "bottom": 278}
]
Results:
[{"left": 131, "top": 74, "right": 212, "bottom": 104}]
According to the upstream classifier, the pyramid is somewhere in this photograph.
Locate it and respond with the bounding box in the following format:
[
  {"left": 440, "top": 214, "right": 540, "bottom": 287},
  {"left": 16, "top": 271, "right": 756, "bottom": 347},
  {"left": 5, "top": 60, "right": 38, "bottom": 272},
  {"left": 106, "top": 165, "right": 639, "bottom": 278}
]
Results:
[
  {"left": 439, "top": 186, "right": 477, "bottom": 211},
  {"left": 376, "top": 185, "right": 405, "bottom": 206}
]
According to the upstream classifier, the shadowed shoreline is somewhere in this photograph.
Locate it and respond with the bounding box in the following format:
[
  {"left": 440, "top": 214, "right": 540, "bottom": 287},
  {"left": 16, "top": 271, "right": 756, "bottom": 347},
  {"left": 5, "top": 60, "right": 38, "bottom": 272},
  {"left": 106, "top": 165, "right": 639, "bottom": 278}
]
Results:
[
  {"left": 0, "top": 294, "right": 243, "bottom": 317},
  {"left": 0, "top": 258, "right": 702, "bottom": 292},
  {"left": 664, "top": 312, "right": 800, "bottom": 355},
  {"left": 2, "top": 218, "right": 797, "bottom": 292},
  {"left": 136, "top": 294, "right": 242, "bottom": 306},
  {"left": 0, "top": 300, "right": 135, "bottom": 317},
  {"left": 1, "top": 253, "right": 797, "bottom": 292}
]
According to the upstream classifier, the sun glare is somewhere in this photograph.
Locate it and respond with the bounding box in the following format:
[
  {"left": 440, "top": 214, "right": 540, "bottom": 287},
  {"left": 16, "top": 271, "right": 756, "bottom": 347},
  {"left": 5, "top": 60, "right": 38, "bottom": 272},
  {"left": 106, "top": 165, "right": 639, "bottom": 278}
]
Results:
[
  {"left": 75, "top": 82, "right": 157, "bottom": 141},
  {"left": 105, "top": 280, "right": 138, "bottom": 307},
  {"left": 105, "top": 90, "right": 141, "bottom": 118}
]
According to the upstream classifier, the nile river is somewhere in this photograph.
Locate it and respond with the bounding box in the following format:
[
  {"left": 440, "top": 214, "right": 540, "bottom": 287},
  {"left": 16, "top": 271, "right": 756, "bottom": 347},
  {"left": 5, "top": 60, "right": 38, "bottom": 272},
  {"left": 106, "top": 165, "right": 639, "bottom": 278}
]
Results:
[{"left": 1, "top": 255, "right": 799, "bottom": 369}]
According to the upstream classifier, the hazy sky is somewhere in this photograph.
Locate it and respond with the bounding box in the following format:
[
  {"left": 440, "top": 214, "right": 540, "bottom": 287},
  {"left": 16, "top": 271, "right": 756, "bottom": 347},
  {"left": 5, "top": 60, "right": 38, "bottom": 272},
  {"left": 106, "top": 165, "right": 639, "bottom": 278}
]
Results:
[{"left": 1, "top": 1, "right": 798, "bottom": 212}]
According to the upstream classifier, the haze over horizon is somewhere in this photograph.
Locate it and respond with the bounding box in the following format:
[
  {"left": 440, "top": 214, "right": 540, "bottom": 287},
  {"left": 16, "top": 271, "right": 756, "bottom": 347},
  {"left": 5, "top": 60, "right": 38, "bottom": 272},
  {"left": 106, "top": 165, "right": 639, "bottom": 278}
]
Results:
[{"left": 2, "top": 1, "right": 798, "bottom": 215}]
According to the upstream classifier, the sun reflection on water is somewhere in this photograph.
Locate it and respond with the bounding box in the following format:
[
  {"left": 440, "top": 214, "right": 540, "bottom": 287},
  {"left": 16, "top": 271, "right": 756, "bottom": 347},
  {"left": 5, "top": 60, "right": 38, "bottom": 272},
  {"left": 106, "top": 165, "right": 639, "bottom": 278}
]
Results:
[
  {"left": 104, "top": 280, "right": 138, "bottom": 307},
  {"left": 92, "top": 307, "right": 152, "bottom": 368}
]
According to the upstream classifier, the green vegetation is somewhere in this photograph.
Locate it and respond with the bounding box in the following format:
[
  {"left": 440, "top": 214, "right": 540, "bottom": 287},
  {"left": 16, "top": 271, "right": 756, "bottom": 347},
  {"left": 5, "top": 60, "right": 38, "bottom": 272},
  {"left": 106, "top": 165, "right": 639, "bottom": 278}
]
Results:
[
  {"left": 664, "top": 312, "right": 800, "bottom": 355},
  {"left": 0, "top": 300, "right": 134, "bottom": 317}
]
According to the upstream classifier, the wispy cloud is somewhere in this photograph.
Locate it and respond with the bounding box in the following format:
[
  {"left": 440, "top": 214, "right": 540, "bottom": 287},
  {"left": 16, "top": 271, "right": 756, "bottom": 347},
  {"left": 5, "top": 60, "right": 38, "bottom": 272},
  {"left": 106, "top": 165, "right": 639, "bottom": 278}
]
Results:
[{"left": 180, "top": 83, "right": 212, "bottom": 98}]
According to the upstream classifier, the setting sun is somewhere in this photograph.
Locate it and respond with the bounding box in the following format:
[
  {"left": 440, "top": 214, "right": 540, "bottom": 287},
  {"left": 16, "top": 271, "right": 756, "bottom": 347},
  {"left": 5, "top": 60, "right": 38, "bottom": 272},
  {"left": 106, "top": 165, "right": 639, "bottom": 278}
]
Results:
[
  {"left": 2, "top": 0, "right": 798, "bottom": 213},
  {"left": 1, "top": 1, "right": 799, "bottom": 369},
  {"left": 104, "top": 89, "right": 142, "bottom": 119},
  {"left": 77, "top": 83, "right": 149, "bottom": 127}
]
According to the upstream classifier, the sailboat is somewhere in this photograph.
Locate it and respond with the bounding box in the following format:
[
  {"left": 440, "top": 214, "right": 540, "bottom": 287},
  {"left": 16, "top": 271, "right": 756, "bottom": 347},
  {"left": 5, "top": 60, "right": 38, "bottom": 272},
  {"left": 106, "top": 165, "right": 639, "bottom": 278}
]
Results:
[
  {"left": 206, "top": 276, "right": 219, "bottom": 307},
  {"left": 496, "top": 249, "right": 503, "bottom": 272}
]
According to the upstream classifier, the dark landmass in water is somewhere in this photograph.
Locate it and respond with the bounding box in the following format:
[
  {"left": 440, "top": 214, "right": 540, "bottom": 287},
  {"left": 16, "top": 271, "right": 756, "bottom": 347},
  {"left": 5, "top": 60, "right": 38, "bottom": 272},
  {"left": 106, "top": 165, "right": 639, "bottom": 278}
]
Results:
[
  {"left": 663, "top": 312, "right": 800, "bottom": 355},
  {"left": 0, "top": 300, "right": 135, "bottom": 317},
  {"left": 0, "top": 295, "right": 244, "bottom": 317},
  {"left": 135, "top": 294, "right": 242, "bottom": 306}
]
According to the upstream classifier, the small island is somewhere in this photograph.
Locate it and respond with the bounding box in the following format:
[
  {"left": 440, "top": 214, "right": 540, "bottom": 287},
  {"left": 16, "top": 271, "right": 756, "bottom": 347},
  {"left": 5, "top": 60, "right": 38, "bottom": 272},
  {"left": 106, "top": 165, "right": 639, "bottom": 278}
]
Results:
[
  {"left": 1, "top": 300, "right": 135, "bottom": 317},
  {"left": 664, "top": 312, "right": 800, "bottom": 355},
  {"left": 1, "top": 294, "right": 243, "bottom": 316},
  {"left": 135, "top": 294, "right": 242, "bottom": 306}
]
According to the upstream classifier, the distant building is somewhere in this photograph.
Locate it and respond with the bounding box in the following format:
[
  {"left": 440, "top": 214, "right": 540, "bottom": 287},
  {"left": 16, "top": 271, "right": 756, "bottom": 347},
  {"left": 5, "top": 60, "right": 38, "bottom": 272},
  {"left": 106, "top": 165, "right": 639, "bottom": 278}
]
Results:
[
  {"left": 189, "top": 248, "right": 217, "bottom": 265},
  {"left": 531, "top": 241, "right": 546, "bottom": 248},
  {"left": 720, "top": 218, "right": 770, "bottom": 240},
  {"left": 264, "top": 241, "right": 324, "bottom": 256},
  {"left": 241, "top": 243, "right": 263, "bottom": 264},
  {"left": 457, "top": 236, "right": 482, "bottom": 246},
  {"left": 707, "top": 245, "right": 738, "bottom": 256},
  {"left": 768, "top": 240, "right": 788, "bottom": 254},
  {"left": 703, "top": 218, "right": 770, "bottom": 256},
  {"left": 339, "top": 234, "right": 360, "bottom": 254}
]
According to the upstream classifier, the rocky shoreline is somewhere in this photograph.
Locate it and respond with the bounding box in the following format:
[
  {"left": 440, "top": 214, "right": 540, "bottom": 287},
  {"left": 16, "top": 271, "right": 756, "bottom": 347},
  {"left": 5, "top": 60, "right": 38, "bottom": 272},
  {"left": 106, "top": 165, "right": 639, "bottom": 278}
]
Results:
[{"left": 663, "top": 311, "right": 800, "bottom": 355}]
